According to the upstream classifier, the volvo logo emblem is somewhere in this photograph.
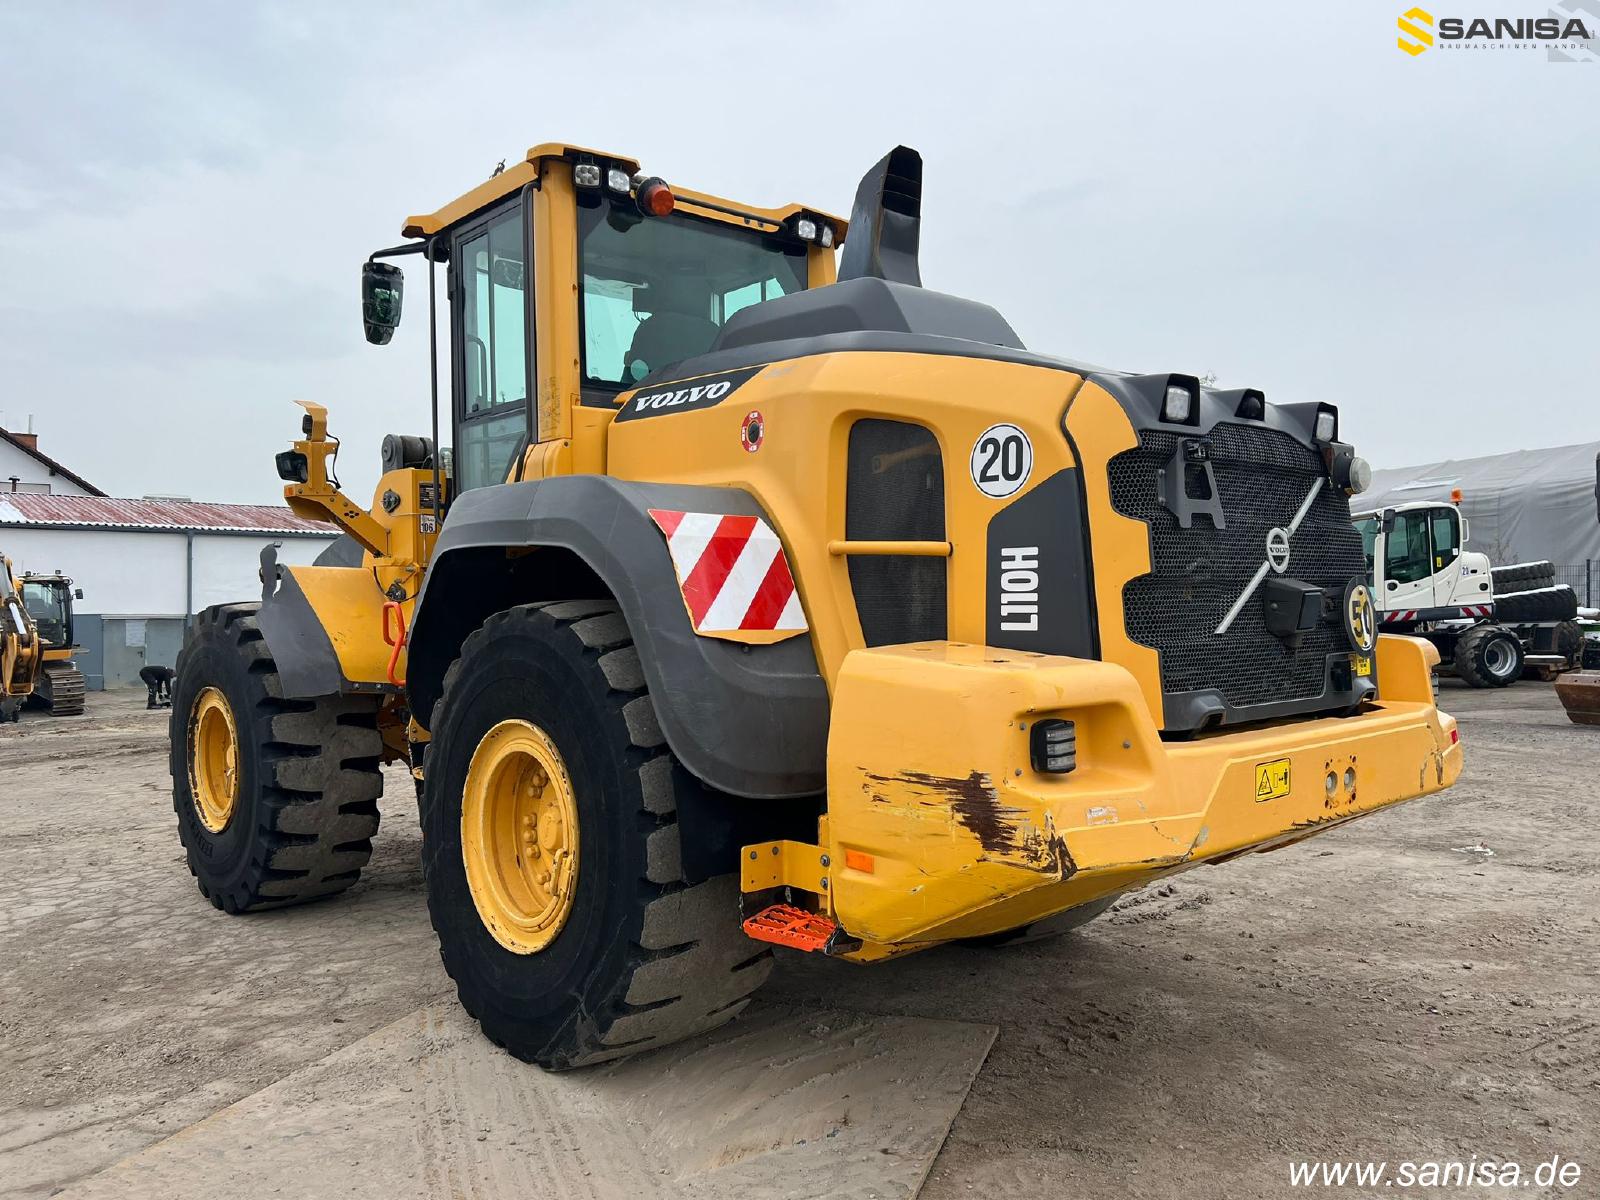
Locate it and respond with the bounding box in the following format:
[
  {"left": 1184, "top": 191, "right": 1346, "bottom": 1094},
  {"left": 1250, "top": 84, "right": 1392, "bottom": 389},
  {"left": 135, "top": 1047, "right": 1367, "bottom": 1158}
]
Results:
[
  {"left": 1214, "top": 478, "right": 1327, "bottom": 636},
  {"left": 1266, "top": 527, "right": 1292, "bottom": 574}
]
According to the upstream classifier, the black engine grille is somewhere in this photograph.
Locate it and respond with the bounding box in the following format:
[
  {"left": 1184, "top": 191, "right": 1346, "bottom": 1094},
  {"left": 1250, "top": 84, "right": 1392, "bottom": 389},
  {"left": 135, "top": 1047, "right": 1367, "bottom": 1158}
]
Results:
[
  {"left": 1107, "top": 422, "right": 1366, "bottom": 717},
  {"left": 846, "top": 419, "right": 947, "bottom": 646}
]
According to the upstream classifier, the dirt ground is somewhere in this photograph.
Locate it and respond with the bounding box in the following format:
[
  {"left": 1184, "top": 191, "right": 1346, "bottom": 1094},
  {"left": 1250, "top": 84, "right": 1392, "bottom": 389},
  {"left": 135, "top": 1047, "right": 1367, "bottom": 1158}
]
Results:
[{"left": 2, "top": 682, "right": 1596, "bottom": 1199}]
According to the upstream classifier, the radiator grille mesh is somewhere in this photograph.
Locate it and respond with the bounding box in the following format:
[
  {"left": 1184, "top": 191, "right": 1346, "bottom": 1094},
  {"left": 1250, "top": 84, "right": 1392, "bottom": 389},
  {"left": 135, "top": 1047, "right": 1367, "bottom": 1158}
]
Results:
[
  {"left": 846, "top": 420, "right": 947, "bottom": 646},
  {"left": 1107, "top": 422, "right": 1365, "bottom": 712}
]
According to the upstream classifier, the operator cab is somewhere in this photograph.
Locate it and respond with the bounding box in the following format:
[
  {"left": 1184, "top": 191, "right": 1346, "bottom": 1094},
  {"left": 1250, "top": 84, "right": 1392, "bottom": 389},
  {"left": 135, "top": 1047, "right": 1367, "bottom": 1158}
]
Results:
[
  {"left": 360, "top": 144, "right": 841, "bottom": 495},
  {"left": 19, "top": 577, "right": 74, "bottom": 648}
]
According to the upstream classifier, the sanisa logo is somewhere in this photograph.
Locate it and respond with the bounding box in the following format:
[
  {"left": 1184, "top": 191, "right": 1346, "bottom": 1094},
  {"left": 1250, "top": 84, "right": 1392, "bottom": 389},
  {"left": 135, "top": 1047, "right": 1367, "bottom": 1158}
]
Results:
[{"left": 1397, "top": 6, "right": 1596, "bottom": 58}]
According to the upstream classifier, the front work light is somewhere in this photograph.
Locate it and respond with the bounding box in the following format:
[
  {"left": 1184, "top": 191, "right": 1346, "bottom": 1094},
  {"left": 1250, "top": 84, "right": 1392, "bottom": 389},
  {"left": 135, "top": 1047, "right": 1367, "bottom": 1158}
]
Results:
[
  {"left": 573, "top": 162, "right": 601, "bottom": 188},
  {"left": 795, "top": 217, "right": 819, "bottom": 242},
  {"left": 1162, "top": 381, "right": 1196, "bottom": 424},
  {"left": 1314, "top": 405, "right": 1339, "bottom": 443},
  {"left": 1030, "top": 719, "right": 1077, "bottom": 775},
  {"left": 605, "top": 166, "right": 631, "bottom": 193},
  {"left": 819, "top": 224, "right": 835, "bottom": 248}
]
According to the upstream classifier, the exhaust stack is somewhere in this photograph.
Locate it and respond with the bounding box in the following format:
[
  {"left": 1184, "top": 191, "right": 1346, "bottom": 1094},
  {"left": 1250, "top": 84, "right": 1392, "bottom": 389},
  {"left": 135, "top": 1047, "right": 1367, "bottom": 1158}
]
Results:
[{"left": 838, "top": 146, "right": 922, "bottom": 288}]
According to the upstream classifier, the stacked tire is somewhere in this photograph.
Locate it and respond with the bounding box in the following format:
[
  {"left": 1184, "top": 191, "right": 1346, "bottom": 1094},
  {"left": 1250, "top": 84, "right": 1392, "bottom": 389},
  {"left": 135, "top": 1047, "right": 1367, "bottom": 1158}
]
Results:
[
  {"left": 1494, "top": 586, "right": 1579, "bottom": 624},
  {"left": 1491, "top": 560, "right": 1556, "bottom": 593},
  {"left": 1487, "top": 560, "right": 1585, "bottom": 678}
]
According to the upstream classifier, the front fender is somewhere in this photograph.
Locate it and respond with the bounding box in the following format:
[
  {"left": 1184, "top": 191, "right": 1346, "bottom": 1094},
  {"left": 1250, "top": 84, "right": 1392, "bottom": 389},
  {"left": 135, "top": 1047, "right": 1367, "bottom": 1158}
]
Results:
[{"left": 407, "top": 476, "right": 829, "bottom": 800}]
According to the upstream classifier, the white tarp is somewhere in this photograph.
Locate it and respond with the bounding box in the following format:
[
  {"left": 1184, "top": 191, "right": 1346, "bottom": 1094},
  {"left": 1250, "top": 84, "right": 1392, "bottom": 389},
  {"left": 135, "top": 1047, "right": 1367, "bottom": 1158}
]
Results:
[{"left": 1360, "top": 441, "right": 1600, "bottom": 568}]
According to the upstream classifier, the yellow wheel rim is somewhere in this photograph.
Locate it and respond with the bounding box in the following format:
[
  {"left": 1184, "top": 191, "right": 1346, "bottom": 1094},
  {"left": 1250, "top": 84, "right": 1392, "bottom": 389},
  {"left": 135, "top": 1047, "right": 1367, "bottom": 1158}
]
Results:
[
  {"left": 189, "top": 686, "right": 239, "bottom": 833},
  {"left": 461, "top": 719, "right": 580, "bottom": 954}
]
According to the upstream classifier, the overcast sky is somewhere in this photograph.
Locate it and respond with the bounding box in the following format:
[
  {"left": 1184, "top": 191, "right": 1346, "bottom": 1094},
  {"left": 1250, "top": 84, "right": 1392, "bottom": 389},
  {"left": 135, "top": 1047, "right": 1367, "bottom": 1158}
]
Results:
[{"left": 1, "top": 2, "right": 1595, "bottom": 505}]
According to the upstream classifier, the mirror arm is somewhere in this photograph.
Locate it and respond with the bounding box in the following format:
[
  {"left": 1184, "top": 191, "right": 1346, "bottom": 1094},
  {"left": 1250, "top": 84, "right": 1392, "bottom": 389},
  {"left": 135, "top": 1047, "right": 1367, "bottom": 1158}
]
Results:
[{"left": 368, "top": 241, "right": 430, "bottom": 262}]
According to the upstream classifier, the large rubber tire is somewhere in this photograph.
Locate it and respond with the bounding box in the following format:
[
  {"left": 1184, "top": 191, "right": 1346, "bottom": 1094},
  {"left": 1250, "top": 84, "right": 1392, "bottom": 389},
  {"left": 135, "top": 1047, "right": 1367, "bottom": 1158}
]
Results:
[
  {"left": 1497, "top": 586, "right": 1579, "bottom": 624},
  {"left": 1554, "top": 620, "right": 1585, "bottom": 668},
  {"left": 169, "top": 603, "right": 385, "bottom": 913},
  {"left": 1492, "top": 561, "right": 1556, "bottom": 593},
  {"left": 421, "top": 601, "right": 772, "bottom": 1071},
  {"left": 962, "top": 896, "right": 1116, "bottom": 948},
  {"left": 1453, "top": 624, "right": 1525, "bottom": 688}
]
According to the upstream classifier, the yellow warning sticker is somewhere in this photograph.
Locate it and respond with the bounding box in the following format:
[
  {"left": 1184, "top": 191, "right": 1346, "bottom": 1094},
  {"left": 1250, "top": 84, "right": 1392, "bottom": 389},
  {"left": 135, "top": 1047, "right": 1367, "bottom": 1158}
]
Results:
[
  {"left": 1255, "top": 758, "right": 1291, "bottom": 802},
  {"left": 1353, "top": 654, "right": 1373, "bottom": 677}
]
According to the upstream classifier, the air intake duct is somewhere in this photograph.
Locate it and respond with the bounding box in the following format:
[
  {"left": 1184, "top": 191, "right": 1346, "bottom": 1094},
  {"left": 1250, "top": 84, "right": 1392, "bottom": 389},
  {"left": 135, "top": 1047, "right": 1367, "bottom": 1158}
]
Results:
[{"left": 838, "top": 146, "right": 923, "bottom": 287}]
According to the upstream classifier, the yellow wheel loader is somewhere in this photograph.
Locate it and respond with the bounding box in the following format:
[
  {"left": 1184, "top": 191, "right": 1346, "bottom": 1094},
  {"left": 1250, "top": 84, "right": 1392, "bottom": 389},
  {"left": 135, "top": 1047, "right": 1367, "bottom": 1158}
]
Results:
[
  {"left": 168, "top": 142, "right": 1462, "bottom": 1069},
  {"left": 1, "top": 553, "right": 42, "bottom": 723},
  {"left": 17, "top": 573, "right": 86, "bottom": 715}
]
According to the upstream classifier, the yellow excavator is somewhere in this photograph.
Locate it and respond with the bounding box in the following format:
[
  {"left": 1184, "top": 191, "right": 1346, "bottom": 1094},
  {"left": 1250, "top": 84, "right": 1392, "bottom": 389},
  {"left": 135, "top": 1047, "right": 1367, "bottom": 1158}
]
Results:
[
  {"left": 1, "top": 552, "right": 42, "bottom": 722},
  {"left": 167, "top": 142, "right": 1462, "bottom": 1069},
  {"left": 17, "top": 572, "right": 86, "bottom": 715}
]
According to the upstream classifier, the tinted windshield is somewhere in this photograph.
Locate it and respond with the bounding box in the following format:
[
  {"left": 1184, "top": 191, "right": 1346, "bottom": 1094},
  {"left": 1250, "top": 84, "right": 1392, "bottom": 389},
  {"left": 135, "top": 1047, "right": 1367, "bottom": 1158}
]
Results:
[
  {"left": 578, "top": 202, "right": 807, "bottom": 389},
  {"left": 21, "top": 580, "right": 68, "bottom": 646}
]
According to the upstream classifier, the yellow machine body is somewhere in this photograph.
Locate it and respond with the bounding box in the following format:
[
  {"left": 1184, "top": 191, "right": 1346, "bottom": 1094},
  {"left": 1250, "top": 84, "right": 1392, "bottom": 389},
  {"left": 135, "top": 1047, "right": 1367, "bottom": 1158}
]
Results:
[
  {"left": 792, "top": 635, "right": 1454, "bottom": 956},
  {"left": 1, "top": 554, "right": 42, "bottom": 706},
  {"left": 263, "top": 141, "right": 1462, "bottom": 956}
]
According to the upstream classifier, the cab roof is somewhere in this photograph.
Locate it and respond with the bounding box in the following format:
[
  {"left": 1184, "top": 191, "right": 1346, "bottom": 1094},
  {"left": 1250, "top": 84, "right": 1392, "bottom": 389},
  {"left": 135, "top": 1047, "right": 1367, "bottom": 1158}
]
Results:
[
  {"left": 1351, "top": 500, "right": 1458, "bottom": 518},
  {"left": 401, "top": 141, "right": 846, "bottom": 241}
]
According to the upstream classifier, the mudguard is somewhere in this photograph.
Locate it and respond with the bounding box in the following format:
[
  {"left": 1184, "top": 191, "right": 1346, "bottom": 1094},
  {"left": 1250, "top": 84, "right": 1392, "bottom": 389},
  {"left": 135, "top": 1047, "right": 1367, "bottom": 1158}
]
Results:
[
  {"left": 406, "top": 476, "right": 830, "bottom": 800},
  {"left": 256, "top": 546, "right": 395, "bottom": 699}
]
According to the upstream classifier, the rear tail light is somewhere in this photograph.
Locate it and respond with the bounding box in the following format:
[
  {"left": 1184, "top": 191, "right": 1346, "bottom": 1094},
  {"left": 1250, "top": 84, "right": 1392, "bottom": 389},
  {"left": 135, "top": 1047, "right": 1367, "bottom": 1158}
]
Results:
[{"left": 1030, "top": 719, "right": 1077, "bottom": 775}]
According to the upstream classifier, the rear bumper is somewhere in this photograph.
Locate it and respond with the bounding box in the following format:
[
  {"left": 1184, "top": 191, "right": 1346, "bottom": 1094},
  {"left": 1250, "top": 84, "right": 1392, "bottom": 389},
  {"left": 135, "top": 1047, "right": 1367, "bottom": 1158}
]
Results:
[{"left": 821, "top": 634, "right": 1459, "bottom": 951}]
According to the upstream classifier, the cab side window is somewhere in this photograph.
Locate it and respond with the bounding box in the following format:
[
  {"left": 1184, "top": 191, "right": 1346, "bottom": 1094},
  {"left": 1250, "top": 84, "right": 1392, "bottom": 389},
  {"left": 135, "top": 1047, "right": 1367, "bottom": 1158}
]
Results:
[
  {"left": 1429, "top": 508, "right": 1460, "bottom": 571},
  {"left": 1385, "top": 510, "right": 1433, "bottom": 584}
]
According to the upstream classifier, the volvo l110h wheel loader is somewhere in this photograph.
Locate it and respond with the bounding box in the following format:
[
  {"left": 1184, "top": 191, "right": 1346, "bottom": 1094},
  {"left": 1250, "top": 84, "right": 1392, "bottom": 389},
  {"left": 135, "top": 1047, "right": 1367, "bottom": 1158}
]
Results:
[{"left": 169, "top": 142, "right": 1463, "bottom": 1069}]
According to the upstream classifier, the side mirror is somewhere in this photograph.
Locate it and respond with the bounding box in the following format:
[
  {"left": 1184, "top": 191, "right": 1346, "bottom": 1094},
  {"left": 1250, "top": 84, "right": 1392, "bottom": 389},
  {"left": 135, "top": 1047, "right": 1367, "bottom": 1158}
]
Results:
[
  {"left": 1380, "top": 508, "right": 1396, "bottom": 534},
  {"left": 362, "top": 261, "right": 404, "bottom": 345},
  {"left": 74, "top": 588, "right": 84, "bottom": 600},
  {"left": 1459, "top": 516, "right": 1470, "bottom": 543}
]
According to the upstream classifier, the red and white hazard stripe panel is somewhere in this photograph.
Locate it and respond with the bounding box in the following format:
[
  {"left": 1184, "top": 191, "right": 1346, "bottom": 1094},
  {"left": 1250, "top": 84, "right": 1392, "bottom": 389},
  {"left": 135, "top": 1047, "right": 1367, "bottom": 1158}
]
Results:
[
  {"left": 647, "top": 509, "right": 807, "bottom": 642},
  {"left": 1382, "top": 604, "right": 1494, "bottom": 625}
]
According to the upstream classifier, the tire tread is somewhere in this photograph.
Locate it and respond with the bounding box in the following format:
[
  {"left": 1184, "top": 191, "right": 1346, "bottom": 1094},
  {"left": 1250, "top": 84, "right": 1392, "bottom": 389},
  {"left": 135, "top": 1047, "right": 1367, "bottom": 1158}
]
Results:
[
  {"left": 425, "top": 601, "right": 771, "bottom": 1070},
  {"left": 170, "top": 603, "right": 385, "bottom": 913}
]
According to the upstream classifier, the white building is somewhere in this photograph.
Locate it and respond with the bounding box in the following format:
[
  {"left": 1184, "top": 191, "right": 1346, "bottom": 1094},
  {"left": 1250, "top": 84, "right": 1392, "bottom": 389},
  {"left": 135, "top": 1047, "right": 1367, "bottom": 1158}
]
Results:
[
  {"left": 2, "top": 424, "right": 104, "bottom": 497},
  {"left": 1, "top": 491, "right": 337, "bottom": 691}
]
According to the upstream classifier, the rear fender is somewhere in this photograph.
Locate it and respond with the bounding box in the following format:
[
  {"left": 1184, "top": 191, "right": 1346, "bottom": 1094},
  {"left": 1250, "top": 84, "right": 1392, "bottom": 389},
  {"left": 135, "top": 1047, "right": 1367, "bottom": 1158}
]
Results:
[{"left": 406, "top": 476, "right": 830, "bottom": 800}]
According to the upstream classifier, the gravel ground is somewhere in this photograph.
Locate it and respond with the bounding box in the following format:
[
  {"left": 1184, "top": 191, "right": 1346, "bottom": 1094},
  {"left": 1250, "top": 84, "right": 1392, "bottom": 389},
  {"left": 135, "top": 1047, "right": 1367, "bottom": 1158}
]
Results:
[{"left": 1, "top": 681, "right": 1595, "bottom": 1198}]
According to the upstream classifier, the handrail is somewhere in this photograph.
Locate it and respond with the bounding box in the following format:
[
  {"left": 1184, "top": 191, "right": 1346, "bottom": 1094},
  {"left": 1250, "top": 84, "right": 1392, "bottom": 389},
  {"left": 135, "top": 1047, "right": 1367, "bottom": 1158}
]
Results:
[{"left": 827, "top": 540, "right": 952, "bottom": 558}]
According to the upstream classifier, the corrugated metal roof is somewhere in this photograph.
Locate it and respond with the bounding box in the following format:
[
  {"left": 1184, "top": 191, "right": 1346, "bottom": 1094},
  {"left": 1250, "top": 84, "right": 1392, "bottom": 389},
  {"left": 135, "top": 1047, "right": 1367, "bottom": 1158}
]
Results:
[{"left": 0, "top": 493, "right": 336, "bottom": 536}]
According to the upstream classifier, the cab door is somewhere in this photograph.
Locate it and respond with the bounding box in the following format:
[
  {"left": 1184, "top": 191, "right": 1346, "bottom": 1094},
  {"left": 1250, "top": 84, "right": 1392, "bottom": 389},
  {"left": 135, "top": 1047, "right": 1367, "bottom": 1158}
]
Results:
[
  {"left": 450, "top": 197, "right": 533, "bottom": 492},
  {"left": 1425, "top": 505, "right": 1470, "bottom": 605},
  {"left": 1378, "top": 508, "right": 1439, "bottom": 613}
]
